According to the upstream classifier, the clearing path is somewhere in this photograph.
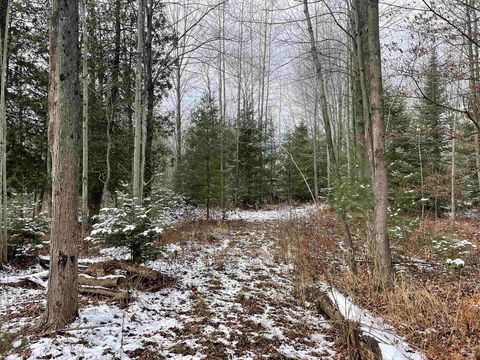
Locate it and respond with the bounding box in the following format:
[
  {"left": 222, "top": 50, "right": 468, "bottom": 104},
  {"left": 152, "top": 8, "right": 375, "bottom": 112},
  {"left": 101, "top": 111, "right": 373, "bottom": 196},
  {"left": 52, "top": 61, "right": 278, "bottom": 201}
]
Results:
[{"left": 1, "top": 209, "right": 337, "bottom": 359}]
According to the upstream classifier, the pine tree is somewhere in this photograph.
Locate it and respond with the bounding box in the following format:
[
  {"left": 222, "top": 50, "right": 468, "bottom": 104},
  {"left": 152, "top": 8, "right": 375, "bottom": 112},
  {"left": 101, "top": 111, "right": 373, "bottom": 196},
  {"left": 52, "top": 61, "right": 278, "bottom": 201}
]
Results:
[
  {"left": 179, "top": 95, "right": 224, "bottom": 219},
  {"left": 280, "top": 122, "right": 315, "bottom": 201},
  {"left": 236, "top": 104, "right": 263, "bottom": 207},
  {"left": 418, "top": 51, "right": 446, "bottom": 175},
  {"left": 417, "top": 51, "right": 448, "bottom": 214}
]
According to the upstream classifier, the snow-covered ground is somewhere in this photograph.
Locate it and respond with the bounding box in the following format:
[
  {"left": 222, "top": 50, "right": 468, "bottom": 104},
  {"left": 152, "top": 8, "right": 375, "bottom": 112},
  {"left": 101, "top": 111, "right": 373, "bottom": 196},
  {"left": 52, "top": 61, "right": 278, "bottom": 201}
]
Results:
[
  {"left": 223, "top": 204, "right": 320, "bottom": 222},
  {"left": 0, "top": 205, "right": 427, "bottom": 360},
  {"left": 0, "top": 207, "right": 336, "bottom": 359}
]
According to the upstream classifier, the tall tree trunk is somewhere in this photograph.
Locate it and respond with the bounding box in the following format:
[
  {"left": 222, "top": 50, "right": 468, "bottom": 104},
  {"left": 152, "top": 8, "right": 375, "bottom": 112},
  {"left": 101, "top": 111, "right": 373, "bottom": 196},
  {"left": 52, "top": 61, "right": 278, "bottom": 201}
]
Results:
[
  {"left": 144, "top": 0, "right": 154, "bottom": 196},
  {"left": 366, "top": 0, "right": 393, "bottom": 286},
  {"left": 304, "top": 0, "right": 356, "bottom": 273},
  {"left": 0, "top": 0, "right": 10, "bottom": 265},
  {"left": 175, "top": 65, "right": 182, "bottom": 168},
  {"left": 476, "top": 132, "right": 480, "bottom": 190},
  {"left": 102, "top": 0, "right": 121, "bottom": 207},
  {"left": 346, "top": 46, "right": 353, "bottom": 181},
  {"left": 313, "top": 83, "right": 319, "bottom": 200},
  {"left": 42, "top": 0, "right": 81, "bottom": 329},
  {"left": 467, "top": 0, "right": 480, "bottom": 192},
  {"left": 353, "top": 0, "right": 373, "bottom": 177},
  {"left": 234, "top": 0, "right": 244, "bottom": 207},
  {"left": 303, "top": 0, "right": 336, "bottom": 166},
  {"left": 133, "top": 0, "right": 145, "bottom": 203},
  {"left": 218, "top": 3, "right": 225, "bottom": 213},
  {"left": 451, "top": 108, "right": 457, "bottom": 227},
  {"left": 81, "top": 0, "right": 89, "bottom": 238}
]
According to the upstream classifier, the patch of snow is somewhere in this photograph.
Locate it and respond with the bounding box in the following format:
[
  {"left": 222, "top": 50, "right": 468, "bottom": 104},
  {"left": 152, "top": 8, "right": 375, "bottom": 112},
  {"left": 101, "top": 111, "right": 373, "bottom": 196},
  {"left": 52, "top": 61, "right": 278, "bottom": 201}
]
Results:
[
  {"left": 223, "top": 204, "right": 320, "bottom": 222},
  {"left": 454, "top": 240, "right": 476, "bottom": 249},
  {"left": 446, "top": 258, "right": 465, "bottom": 267}
]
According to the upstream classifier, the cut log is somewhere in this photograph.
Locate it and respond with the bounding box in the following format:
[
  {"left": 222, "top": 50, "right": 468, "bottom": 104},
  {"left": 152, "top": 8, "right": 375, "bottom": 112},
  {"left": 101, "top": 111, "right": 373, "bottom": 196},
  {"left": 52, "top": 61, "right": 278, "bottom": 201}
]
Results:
[
  {"left": 79, "top": 274, "right": 126, "bottom": 288},
  {"left": 79, "top": 285, "right": 129, "bottom": 301}
]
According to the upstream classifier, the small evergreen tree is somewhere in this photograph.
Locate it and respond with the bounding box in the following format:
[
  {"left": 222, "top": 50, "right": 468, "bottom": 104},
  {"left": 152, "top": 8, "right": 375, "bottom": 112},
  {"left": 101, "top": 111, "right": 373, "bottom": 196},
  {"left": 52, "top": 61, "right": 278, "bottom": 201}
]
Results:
[
  {"left": 235, "top": 103, "right": 264, "bottom": 207},
  {"left": 416, "top": 51, "right": 448, "bottom": 213}
]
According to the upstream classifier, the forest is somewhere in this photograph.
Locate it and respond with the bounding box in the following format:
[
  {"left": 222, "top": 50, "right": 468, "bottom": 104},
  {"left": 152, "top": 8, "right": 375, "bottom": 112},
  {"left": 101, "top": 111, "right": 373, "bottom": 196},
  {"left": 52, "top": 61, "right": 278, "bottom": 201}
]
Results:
[{"left": 0, "top": 0, "right": 479, "bottom": 359}]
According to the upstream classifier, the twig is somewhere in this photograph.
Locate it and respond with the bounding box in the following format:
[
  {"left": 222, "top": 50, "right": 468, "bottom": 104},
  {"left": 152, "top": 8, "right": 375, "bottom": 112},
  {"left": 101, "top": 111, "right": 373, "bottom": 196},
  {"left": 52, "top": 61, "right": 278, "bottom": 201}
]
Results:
[{"left": 39, "top": 325, "right": 107, "bottom": 337}]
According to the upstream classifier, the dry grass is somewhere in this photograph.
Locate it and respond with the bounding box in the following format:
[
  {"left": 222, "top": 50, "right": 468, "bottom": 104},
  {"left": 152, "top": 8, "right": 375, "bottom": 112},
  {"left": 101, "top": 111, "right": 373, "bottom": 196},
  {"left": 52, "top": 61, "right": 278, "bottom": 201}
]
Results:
[
  {"left": 161, "top": 219, "right": 230, "bottom": 247},
  {"left": 275, "top": 208, "right": 480, "bottom": 359}
]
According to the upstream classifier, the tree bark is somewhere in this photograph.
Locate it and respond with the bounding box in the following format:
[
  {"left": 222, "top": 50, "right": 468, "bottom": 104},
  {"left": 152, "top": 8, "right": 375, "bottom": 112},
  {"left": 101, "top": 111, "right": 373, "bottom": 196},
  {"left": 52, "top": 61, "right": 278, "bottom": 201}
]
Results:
[
  {"left": 42, "top": 0, "right": 81, "bottom": 329},
  {"left": 366, "top": 0, "right": 393, "bottom": 286}
]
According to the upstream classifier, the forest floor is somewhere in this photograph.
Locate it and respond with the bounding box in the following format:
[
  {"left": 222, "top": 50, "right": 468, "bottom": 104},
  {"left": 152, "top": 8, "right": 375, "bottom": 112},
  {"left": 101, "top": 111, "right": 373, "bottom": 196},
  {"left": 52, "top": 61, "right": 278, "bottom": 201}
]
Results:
[
  {"left": 1, "top": 206, "right": 339, "bottom": 359},
  {"left": 271, "top": 208, "right": 480, "bottom": 360},
  {"left": 0, "top": 205, "right": 479, "bottom": 359}
]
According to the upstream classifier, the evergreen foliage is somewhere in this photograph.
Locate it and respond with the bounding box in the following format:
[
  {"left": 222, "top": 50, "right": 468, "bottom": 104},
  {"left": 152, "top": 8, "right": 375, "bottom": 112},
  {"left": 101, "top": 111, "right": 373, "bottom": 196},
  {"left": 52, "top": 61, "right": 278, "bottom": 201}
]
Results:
[
  {"left": 7, "top": 194, "right": 50, "bottom": 259},
  {"left": 89, "top": 186, "right": 192, "bottom": 262},
  {"left": 177, "top": 95, "right": 226, "bottom": 214},
  {"left": 279, "top": 122, "right": 315, "bottom": 201}
]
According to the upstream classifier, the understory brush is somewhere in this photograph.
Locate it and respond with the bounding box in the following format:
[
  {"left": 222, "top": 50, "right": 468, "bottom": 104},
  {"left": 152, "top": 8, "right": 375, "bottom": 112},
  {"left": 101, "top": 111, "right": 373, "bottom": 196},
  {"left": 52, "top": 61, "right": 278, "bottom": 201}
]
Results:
[
  {"left": 7, "top": 194, "right": 50, "bottom": 260},
  {"left": 89, "top": 187, "right": 195, "bottom": 262},
  {"left": 276, "top": 207, "right": 480, "bottom": 359}
]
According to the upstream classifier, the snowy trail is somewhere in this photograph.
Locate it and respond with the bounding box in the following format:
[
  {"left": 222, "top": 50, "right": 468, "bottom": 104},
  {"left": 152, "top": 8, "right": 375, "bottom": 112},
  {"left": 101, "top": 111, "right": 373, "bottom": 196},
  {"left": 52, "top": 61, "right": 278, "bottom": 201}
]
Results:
[{"left": 1, "top": 214, "right": 337, "bottom": 359}]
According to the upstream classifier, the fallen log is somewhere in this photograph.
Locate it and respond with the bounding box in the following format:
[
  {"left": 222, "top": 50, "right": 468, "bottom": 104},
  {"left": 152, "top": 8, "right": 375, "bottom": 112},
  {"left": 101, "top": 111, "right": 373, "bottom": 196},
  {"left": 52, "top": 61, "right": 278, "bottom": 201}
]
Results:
[
  {"left": 6, "top": 259, "right": 172, "bottom": 293},
  {"left": 308, "top": 287, "right": 381, "bottom": 360},
  {"left": 79, "top": 285, "right": 129, "bottom": 301},
  {"left": 308, "top": 285, "right": 425, "bottom": 360},
  {"left": 79, "top": 274, "right": 126, "bottom": 288},
  {"left": 0, "top": 271, "right": 49, "bottom": 289},
  {"left": 1, "top": 271, "right": 126, "bottom": 292}
]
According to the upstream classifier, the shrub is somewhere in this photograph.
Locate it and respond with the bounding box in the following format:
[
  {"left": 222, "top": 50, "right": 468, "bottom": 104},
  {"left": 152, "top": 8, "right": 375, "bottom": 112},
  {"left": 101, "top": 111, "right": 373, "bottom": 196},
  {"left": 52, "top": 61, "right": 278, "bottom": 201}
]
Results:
[
  {"left": 89, "top": 187, "right": 194, "bottom": 262},
  {"left": 7, "top": 194, "right": 50, "bottom": 259}
]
